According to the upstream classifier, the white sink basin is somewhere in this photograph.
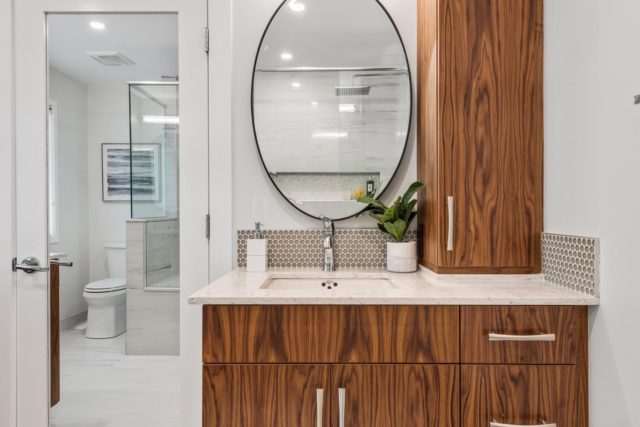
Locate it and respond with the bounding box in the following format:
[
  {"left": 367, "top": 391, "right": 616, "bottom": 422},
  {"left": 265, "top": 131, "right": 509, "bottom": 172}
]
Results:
[{"left": 261, "top": 276, "right": 396, "bottom": 291}]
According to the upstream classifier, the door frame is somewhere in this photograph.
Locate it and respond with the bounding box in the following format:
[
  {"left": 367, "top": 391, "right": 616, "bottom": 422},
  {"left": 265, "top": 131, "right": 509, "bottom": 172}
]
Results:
[
  {"left": 11, "top": 1, "right": 212, "bottom": 426},
  {"left": 0, "top": 1, "right": 17, "bottom": 427}
]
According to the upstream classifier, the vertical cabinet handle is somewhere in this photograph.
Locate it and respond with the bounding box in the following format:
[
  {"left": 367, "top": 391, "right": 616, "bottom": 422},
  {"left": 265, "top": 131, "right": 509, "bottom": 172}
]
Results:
[
  {"left": 338, "top": 387, "right": 346, "bottom": 427},
  {"left": 446, "top": 196, "right": 454, "bottom": 251},
  {"left": 490, "top": 422, "right": 556, "bottom": 427},
  {"left": 316, "top": 388, "right": 323, "bottom": 427}
]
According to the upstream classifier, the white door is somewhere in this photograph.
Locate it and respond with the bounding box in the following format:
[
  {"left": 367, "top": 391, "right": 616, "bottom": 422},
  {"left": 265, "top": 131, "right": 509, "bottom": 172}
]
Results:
[{"left": 13, "top": 1, "right": 209, "bottom": 426}]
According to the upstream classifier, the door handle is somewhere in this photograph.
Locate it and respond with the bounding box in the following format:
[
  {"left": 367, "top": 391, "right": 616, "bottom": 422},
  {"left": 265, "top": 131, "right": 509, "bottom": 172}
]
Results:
[
  {"left": 338, "top": 388, "right": 346, "bottom": 427},
  {"left": 50, "top": 259, "right": 74, "bottom": 267},
  {"left": 12, "top": 256, "right": 49, "bottom": 273}
]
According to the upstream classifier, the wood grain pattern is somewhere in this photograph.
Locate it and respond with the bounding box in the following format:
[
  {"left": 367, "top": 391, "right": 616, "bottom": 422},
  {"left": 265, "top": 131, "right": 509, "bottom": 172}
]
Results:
[
  {"left": 417, "top": 0, "right": 543, "bottom": 273},
  {"left": 461, "top": 365, "right": 584, "bottom": 427},
  {"left": 203, "top": 364, "right": 329, "bottom": 427},
  {"left": 575, "top": 306, "right": 590, "bottom": 427},
  {"left": 332, "top": 364, "right": 459, "bottom": 427},
  {"left": 203, "top": 305, "right": 459, "bottom": 364},
  {"left": 321, "top": 305, "right": 459, "bottom": 364},
  {"left": 50, "top": 263, "right": 60, "bottom": 407},
  {"left": 417, "top": 0, "right": 441, "bottom": 269},
  {"left": 461, "top": 306, "right": 584, "bottom": 364}
]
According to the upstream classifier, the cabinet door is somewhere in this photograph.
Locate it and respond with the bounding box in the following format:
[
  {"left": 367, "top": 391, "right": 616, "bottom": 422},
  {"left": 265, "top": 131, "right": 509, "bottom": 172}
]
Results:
[
  {"left": 331, "top": 364, "right": 459, "bottom": 427},
  {"left": 203, "top": 364, "right": 329, "bottom": 427},
  {"left": 441, "top": 0, "right": 543, "bottom": 271},
  {"left": 461, "top": 365, "right": 586, "bottom": 427}
]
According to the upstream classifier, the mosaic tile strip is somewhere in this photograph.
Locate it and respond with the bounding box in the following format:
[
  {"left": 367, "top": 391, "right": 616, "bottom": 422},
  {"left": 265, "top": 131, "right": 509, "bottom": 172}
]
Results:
[
  {"left": 542, "top": 233, "right": 599, "bottom": 297},
  {"left": 238, "top": 229, "right": 417, "bottom": 269}
]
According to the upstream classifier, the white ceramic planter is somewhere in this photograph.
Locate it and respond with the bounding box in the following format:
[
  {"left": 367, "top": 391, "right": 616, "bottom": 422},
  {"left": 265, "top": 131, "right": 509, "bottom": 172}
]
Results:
[{"left": 386, "top": 241, "right": 417, "bottom": 273}]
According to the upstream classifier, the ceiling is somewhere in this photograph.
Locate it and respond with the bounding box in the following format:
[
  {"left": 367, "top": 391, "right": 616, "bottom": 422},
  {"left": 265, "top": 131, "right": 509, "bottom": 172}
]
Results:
[{"left": 47, "top": 14, "right": 178, "bottom": 85}]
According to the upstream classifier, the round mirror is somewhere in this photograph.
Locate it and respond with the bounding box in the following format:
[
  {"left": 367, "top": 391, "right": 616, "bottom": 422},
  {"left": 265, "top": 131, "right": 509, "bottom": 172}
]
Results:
[{"left": 252, "top": 0, "right": 412, "bottom": 220}]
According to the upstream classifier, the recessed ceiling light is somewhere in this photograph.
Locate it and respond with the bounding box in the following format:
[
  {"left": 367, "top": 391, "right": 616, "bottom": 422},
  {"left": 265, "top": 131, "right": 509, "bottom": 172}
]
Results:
[
  {"left": 280, "top": 52, "right": 293, "bottom": 60},
  {"left": 311, "top": 101, "right": 318, "bottom": 106},
  {"left": 288, "top": 0, "right": 306, "bottom": 12},
  {"left": 89, "top": 21, "right": 106, "bottom": 31},
  {"left": 291, "top": 82, "right": 301, "bottom": 88}
]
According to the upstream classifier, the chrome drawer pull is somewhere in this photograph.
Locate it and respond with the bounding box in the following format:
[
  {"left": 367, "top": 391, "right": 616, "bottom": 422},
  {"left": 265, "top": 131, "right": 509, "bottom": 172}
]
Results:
[
  {"left": 446, "top": 196, "right": 454, "bottom": 251},
  {"left": 316, "top": 389, "right": 323, "bottom": 427},
  {"left": 490, "top": 422, "right": 556, "bottom": 427},
  {"left": 488, "top": 333, "right": 556, "bottom": 342},
  {"left": 338, "top": 387, "right": 346, "bottom": 427}
]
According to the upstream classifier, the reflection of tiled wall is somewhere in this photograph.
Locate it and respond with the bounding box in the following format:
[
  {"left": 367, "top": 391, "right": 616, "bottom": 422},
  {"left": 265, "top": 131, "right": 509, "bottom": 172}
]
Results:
[
  {"left": 126, "top": 219, "right": 179, "bottom": 289},
  {"left": 126, "top": 218, "right": 179, "bottom": 356},
  {"left": 542, "top": 233, "right": 599, "bottom": 297},
  {"left": 271, "top": 173, "right": 381, "bottom": 202},
  {"left": 146, "top": 219, "right": 180, "bottom": 288},
  {"left": 237, "top": 229, "right": 417, "bottom": 269}
]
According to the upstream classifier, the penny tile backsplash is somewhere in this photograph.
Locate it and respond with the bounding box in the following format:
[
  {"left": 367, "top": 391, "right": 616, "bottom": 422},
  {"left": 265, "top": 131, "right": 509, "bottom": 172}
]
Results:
[
  {"left": 237, "top": 229, "right": 417, "bottom": 269},
  {"left": 542, "top": 233, "right": 600, "bottom": 297}
]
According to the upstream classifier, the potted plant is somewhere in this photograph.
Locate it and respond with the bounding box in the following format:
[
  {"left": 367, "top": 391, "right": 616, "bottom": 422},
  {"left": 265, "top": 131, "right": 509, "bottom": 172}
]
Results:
[{"left": 358, "top": 181, "right": 425, "bottom": 272}]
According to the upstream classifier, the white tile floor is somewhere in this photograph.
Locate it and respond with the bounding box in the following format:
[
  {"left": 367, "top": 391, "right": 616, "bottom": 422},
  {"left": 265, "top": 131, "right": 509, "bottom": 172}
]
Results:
[{"left": 50, "top": 329, "right": 180, "bottom": 427}]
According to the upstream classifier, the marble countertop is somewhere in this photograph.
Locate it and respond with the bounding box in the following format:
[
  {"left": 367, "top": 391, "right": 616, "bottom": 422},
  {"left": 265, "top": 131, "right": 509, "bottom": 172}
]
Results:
[{"left": 188, "top": 267, "right": 600, "bottom": 306}]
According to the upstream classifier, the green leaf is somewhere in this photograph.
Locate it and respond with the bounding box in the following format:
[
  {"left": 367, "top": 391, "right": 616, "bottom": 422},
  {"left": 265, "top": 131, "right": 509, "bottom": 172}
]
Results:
[
  {"left": 402, "top": 199, "right": 417, "bottom": 222},
  {"left": 357, "top": 196, "right": 388, "bottom": 211},
  {"left": 383, "top": 221, "right": 401, "bottom": 241},
  {"left": 383, "top": 219, "right": 407, "bottom": 242},
  {"left": 393, "top": 219, "right": 407, "bottom": 242},
  {"left": 401, "top": 181, "right": 426, "bottom": 205},
  {"left": 369, "top": 213, "right": 384, "bottom": 223},
  {"left": 380, "top": 200, "right": 399, "bottom": 223}
]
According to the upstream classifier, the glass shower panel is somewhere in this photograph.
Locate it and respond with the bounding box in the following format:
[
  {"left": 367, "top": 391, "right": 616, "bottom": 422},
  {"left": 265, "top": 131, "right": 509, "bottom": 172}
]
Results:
[
  {"left": 129, "top": 83, "right": 179, "bottom": 219},
  {"left": 129, "top": 83, "right": 180, "bottom": 290}
]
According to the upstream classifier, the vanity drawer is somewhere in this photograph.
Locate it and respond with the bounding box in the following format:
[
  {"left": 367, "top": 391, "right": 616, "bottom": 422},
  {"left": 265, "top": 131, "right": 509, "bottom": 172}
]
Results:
[
  {"left": 460, "top": 306, "right": 587, "bottom": 364},
  {"left": 203, "top": 305, "right": 459, "bottom": 363},
  {"left": 461, "top": 365, "right": 587, "bottom": 427}
]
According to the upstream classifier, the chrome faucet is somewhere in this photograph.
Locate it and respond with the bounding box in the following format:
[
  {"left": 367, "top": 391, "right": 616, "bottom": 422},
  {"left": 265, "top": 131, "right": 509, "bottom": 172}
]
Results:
[{"left": 321, "top": 216, "right": 335, "bottom": 272}]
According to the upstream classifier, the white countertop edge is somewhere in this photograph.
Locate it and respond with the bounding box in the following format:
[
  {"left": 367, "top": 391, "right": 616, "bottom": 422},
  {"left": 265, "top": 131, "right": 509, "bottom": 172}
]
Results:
[
  {"left": 188, "top": 267, "right": 600, "bottom": 306},
  {"left": 188, "top": 296, "right": 600, "bottom": 306}
]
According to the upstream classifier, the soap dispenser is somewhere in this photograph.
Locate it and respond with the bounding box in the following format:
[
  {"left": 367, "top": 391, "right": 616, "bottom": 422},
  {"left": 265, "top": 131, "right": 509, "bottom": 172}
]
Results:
[{"left": 246, "top": 222, "right": 268, "bottom": 272}]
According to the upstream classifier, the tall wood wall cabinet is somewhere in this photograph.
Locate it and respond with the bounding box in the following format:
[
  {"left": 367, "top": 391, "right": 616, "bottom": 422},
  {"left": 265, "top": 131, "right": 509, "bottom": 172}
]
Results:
[{"left": 417, "top": 0, "right": 544, "bottom": 273}]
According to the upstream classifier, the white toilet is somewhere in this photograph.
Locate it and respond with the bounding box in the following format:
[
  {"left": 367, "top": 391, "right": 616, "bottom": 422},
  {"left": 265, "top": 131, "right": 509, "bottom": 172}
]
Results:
[{"left": 83, "top": 243, "right": 127, "bottom": 339}]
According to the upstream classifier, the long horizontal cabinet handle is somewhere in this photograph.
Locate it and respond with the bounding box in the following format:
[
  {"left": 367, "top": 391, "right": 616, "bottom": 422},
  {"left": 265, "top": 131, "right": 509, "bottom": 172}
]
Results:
[
  {"left": 490, "top": 422, "right": 557, "bottom": 427},
  {"left": 488, "top": 333, "right": 556, "bottom": 342}
]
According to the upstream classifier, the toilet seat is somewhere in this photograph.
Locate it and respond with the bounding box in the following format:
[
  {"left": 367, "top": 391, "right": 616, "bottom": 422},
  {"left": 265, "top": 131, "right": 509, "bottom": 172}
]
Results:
[{"left": 84, "top": 278, "right": 126, "bottom": 294}]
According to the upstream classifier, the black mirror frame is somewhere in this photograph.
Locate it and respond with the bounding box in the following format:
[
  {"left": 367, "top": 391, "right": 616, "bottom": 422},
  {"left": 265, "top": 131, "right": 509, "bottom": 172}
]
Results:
[{"left": 250, "top": 0, "right": 413, "bottom": 221}]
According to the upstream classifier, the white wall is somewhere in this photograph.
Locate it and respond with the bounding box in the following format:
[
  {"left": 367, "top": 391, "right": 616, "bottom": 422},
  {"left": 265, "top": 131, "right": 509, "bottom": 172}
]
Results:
[
  {"left": 231, "top": 0, "right": 417, "bottom": 233},
  {"left": 545, "top": 0, "right": 640, "bottom": 425},
  {"left": 0, "top": 0, "right": 15, "bottom": 425},
  {"left": 49, "top": 68, "right": 90, "bottom": 322},
  {"left": 87, "top": 84, "right": 131, "bottom": 281}
]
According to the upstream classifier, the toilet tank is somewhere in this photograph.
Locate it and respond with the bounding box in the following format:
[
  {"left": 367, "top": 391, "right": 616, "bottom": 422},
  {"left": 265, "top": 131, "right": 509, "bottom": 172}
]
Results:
[{"left": 105, "top": 242, "right": 126, "bottom": 279}]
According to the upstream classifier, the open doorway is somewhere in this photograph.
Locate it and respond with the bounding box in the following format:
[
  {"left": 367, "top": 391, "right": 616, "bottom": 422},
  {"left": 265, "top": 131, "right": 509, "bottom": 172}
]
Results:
[{"left": 47, "top": 13, "right": 180, "bottom": 427}]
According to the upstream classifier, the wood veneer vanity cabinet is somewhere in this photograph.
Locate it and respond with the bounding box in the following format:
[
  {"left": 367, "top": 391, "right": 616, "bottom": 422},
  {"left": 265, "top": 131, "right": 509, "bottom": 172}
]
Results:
[
  {"left": 417, "top": 0, "right": 544, "bottom": 274},
  {"left": 201, "top": 305, "right": 588, "bottom": 427}
]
